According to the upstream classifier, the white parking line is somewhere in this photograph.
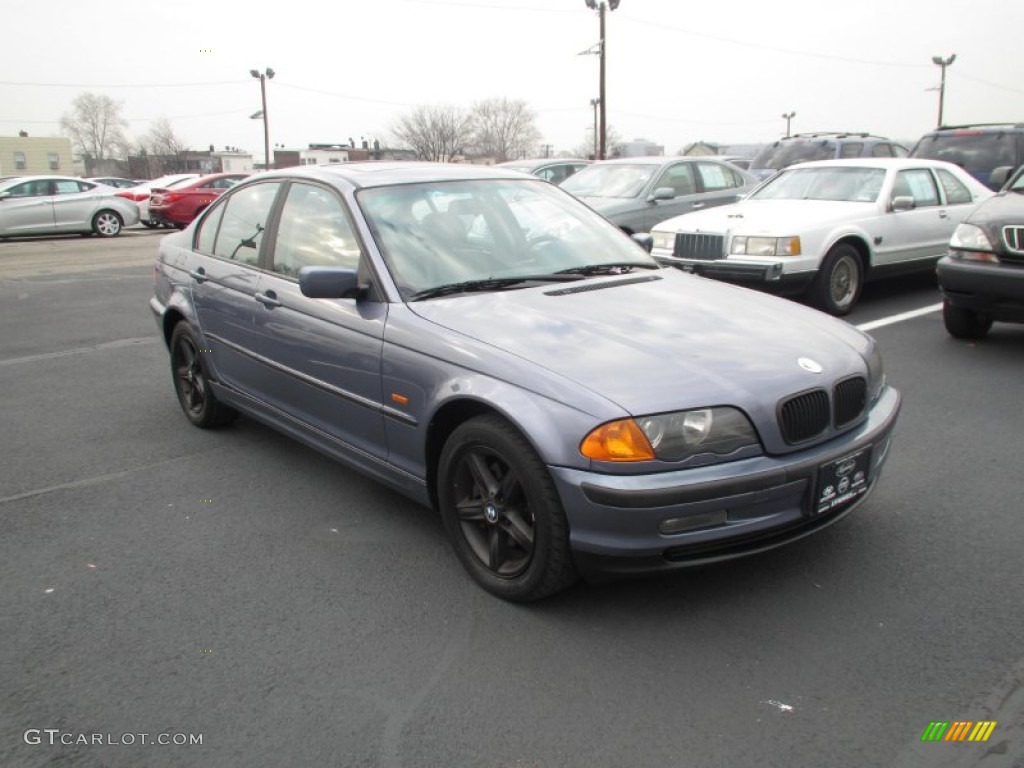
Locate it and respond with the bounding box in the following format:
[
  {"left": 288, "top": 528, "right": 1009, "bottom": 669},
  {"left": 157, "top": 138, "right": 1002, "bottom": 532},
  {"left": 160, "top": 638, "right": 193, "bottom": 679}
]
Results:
[{"left": 856, "top": 303, "right": 942, "bottom": 332}]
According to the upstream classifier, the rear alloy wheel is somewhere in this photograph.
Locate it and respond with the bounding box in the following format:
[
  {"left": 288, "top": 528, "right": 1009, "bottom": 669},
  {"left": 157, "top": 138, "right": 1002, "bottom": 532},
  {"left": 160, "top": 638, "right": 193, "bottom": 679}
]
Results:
[
  {"left": 942, "top": 299, "right": 992, "bottom": 340},
  {"left": 437, "top": 415, "right": 577, "bottom": 601},
  {"left": 91, "top": 210, "right": 123, "bottom": 237},
  {"left": 169, "top": 323, "right": 236, "bottom": 428},
  {"left": 809, "top": 243, "right": 863, "bottom": 316}
]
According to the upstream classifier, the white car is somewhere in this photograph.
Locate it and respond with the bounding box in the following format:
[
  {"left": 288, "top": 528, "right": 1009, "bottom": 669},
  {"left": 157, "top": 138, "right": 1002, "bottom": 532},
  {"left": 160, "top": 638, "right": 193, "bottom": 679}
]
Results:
[
  {"left": 650, "top": 158, "right": 993, "bottom": 315},
  {"left": 0, "top": 175, "right": 140, "bottom": 238},
  {"left": 117, "top": 173, "right": 200, "bottom": 228}
]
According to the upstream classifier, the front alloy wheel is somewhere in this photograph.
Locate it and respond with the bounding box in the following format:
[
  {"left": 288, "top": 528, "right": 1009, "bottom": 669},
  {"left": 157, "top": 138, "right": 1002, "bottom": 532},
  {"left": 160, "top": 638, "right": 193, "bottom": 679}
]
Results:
[
  {"left": 437, "top": 416, "right": 577, "bottom": 601},
  {"left": 809, "top": 243, "right": 863, "bottom": 316}
]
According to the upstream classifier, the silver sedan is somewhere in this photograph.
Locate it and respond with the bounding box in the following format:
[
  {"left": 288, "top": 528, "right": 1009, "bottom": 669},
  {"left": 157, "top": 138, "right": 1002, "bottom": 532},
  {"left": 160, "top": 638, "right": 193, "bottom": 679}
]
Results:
[{"left": 0, "top": 175, "right": 140, "bottom": 238}]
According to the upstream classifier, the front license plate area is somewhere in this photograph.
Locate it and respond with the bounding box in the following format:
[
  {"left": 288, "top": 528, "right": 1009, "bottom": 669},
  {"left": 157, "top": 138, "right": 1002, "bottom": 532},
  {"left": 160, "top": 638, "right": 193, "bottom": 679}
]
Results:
[{"left": 813, "top": 447, "right": 872, "bottom": 516}]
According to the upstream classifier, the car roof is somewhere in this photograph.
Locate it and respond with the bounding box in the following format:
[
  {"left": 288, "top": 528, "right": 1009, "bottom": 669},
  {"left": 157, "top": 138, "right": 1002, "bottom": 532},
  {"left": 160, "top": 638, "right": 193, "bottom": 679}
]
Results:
[
  {"left": 783, "top": 157, "right": 965, "bottom": 171},
  {"left": 0, "top": 175, "right": 89, "bottom": 188},
  {"left": 256, "top": 161, "right": 537, "bottom": 189},
  {"left": 589, "top": 156, "right": 720, "bottom": 167},
  {"left": 497, "top": 158, "right": 589, "bottom": 170}
]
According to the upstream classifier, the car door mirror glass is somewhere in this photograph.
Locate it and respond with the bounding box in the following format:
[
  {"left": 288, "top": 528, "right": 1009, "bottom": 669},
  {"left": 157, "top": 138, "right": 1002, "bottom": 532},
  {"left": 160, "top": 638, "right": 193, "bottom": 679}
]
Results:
[
  {"left": 890, "top": 195, "right": 915, "bottom": 212},
  {"left": 631, "top": 233, "right": 654, "bottom": 253},
  {"left": 989, "top": 166, "right": 1013, "bottom": 189},
  {"left": 299, "top": 266, "right": 361, "bottom": 299}
]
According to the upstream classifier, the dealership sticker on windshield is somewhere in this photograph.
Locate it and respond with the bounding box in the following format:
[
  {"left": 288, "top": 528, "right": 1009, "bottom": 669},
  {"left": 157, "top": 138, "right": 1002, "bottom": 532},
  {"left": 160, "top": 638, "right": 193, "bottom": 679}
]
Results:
[{"left": 814, "top": 447, "right": 871, "bottom": 516}]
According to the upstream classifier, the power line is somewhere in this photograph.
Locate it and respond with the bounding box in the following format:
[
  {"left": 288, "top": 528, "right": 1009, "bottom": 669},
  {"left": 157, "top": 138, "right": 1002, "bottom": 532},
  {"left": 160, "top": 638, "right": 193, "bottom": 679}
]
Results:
[{"left": 0, "top": 80, "right": 247, "bottom": 88}]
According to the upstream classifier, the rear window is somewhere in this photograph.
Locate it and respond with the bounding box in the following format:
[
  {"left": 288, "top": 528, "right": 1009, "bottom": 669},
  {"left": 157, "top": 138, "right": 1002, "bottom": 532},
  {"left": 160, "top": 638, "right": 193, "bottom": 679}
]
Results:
[
  {"left": 911, "top": 132, "right": 1018, "bottom": 170},
  {"left": 750, "top": 140, "right": 837, "bottom": 170}
]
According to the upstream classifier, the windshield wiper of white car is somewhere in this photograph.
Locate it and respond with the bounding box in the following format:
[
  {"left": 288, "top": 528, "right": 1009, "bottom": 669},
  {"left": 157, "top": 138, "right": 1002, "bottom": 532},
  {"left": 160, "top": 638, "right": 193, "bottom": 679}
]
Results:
[
  {"left": 409, "top": 275, "right": 580, "bottom": 301},
  {"left": 554, "top": 262, "right": 661, "bottom": 276}
]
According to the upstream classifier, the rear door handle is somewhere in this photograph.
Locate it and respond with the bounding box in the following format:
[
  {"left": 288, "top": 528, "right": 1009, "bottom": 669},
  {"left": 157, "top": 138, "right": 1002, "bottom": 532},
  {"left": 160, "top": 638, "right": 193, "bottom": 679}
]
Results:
[
  {"left": 691, "top": 202, "right": 705, "bottom": 209},
  {"left": 189, "top": 266, "right": 206, "bottom": 283},
  {"left": 255, "top": 291, "right": 282, "bottom": 309},
  {"left": 938, "top": 210, "right": 949, "bottom": 219}
]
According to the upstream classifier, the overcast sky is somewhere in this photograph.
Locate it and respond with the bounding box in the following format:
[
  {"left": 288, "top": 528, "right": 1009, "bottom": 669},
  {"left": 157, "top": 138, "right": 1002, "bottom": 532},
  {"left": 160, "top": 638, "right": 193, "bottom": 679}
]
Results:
[{"left": 3, "top": 0, "right": 1022, "bottom": 158}]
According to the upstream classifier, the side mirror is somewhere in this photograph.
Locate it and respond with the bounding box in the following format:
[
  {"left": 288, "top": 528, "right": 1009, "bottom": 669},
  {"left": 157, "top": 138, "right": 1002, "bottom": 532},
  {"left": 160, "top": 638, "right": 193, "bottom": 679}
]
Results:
[
  {"left": 989, "top": 166, "right": 1013, "bottom": 189},
  {"left": 0, "top": 191, "right": 10, "bottom": 201},
  {"left": 299, "top": 266, "right": 361, "bottom": 299},
  {"left": 631, "top": 233, "right": 654, "bottom": 253},
  {"left": 890, "top": 196, "right": 915, "bottom": 212},
  {"left": 646, "top": 187, "right": 675, "bottom": 203}
]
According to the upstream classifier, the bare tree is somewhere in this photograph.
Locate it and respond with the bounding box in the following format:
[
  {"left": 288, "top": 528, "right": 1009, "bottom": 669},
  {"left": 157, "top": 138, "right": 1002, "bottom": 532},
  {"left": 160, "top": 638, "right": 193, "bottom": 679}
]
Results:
[
  {"left": 391, "top": 104, "right": 474, "bottom": 162},
  {"left": 60, "top": 93, "right": 130, "bottom": 168},
  {"left": 142, "top": 117, "right": 190, "bottom": 173},
  {"left": 469, "top": 97, "right": 541, "bottom": 162},
  {"left": 572, "top": 124, "right": 623, "bottom": 160}
]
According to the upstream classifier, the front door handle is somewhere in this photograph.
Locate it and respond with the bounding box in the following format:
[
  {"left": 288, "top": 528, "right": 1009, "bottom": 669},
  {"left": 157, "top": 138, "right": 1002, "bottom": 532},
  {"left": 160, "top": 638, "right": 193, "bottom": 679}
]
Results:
[
  {"left": 691, "top": 202, "right": 705, "bottom": 209},
  {"left": 255, "top": 291, "right": 282, "bottom": 309},
  {"left": 189, "top": 266, "right": 206, "bottom": 283},
  {"left": 938, "top": 210, "right": 949, "bottom": 219}
]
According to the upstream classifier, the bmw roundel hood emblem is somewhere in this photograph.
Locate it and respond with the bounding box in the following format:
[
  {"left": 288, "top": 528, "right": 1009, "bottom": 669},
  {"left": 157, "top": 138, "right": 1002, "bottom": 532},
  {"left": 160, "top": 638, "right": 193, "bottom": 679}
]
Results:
[{"left": 798, "top": 357, "right": 824, "bottom": 374}]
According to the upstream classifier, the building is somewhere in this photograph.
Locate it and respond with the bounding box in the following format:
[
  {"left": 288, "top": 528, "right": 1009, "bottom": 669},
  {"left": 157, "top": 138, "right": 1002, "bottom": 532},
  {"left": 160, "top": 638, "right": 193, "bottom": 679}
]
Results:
[
  {"left": 274, "top": 143, "right": 352, "bottom": 169},
  {"left": 0, "top": 134, "right": 76, "bottom": 176},
  {"left": 610, "top": 138, "right": 664, "bottom": 158}
]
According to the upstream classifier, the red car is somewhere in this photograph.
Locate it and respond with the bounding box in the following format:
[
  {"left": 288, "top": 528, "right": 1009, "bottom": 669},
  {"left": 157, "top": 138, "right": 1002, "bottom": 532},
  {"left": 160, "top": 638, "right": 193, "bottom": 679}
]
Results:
[{"left": 147, "top": 173, "right": 248, "bottom": 228}]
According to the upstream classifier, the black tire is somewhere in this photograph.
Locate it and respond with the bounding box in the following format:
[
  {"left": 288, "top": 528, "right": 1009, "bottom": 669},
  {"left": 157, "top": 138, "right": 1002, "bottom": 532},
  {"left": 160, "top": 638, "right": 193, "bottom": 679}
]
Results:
[
  {"left": 91, "top": 210, "right": 123, "bottom": 237},
  {"left": 808, "top": 243, "right": 863, "bottom": 316},
  {"left": 141, "top": 219, "right": 160, "bottom": 229},
  {"left": 169, "top": 323, "right": 237, "bottom": 429},
  {"left": 437, "top": 415, "right": 578, "bottom": 601},
  {"left": 943, "top": 299, "right": 992, "bottom": 339}
]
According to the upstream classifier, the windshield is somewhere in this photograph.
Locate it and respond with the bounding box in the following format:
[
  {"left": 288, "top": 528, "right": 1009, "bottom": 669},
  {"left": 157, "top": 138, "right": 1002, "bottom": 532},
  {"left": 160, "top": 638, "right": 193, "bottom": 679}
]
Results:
[
  {"left": 1008, "top": 169, "right": 1024, "bottom": 192},
  {"left": 751, "top": 166, "right": 886, "bottom": 202},
  {"left": 912, "top": 132, "right": 1017, "bottom": 170},
  {"left": 750, "top": 140, "right": 837, "bottom": 170},
  {"left": 357, "top": 179, "right": 656, "bottom": 298},
  {"left": 560, "top": 164, "right": 655, "bottom": 198}
]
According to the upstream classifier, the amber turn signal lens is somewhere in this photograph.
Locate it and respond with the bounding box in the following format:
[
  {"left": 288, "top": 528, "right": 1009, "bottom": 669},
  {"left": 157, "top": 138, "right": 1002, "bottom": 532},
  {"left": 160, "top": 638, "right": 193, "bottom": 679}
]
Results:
[{"left": 580, "top": 419, "right": 656, "bottom": 461}]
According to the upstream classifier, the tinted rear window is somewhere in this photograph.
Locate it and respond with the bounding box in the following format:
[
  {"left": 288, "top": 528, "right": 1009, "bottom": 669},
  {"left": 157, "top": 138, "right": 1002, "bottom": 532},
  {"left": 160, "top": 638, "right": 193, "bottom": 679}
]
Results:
[
  {"left": 750, "top": 140, "right": 837, "bottom": 170},
  {"left": 911, "top": 132, "right": 1018, "bottom": 170}
]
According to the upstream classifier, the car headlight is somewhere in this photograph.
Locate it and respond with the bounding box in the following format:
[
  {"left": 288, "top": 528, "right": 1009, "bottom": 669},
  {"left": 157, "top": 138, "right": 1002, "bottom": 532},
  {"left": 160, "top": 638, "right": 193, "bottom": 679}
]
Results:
[
  {"left": 950, "top": 223, "right": 999, "bottom": 262},
  {"left": 651, "top": 230, "right": 675, "bottom": 251},
  {"left": 865, "top": 343, "right": 886, "bottom": 405},
  {"left": 730, "top": 235, "right": 801, "bottom": 257},
  {"left": 580, "top": 407, "right": 761, "bottom": 462}
]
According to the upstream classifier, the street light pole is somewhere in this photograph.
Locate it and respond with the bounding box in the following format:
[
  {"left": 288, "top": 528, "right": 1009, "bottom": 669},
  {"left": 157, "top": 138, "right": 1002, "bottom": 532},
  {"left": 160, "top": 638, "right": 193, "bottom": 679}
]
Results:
[
  {"left": 249, "top": 67, "right": 275, "bottom": 170},
  {"left": 585, "top": 0, "right": 619, "bottom": 160},
  {"left": 782, "top": 111, "right": 796, "bottom": 138},
  {"left": 931, "top": 54, "right": 956, "bottom": 128},
  {"left": 589, "top": 98, "right": 600, "bottom": 159}
]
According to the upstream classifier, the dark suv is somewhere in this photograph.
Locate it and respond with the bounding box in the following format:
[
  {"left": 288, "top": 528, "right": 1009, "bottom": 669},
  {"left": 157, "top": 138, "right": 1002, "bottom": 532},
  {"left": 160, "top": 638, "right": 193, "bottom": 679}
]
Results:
[
  {"left": 748, "top": 133, "right": 909, "bottom": 180},
  {"left": 936, "top": 165, "right": 1024, "bottom": 338},
  {"left": 910, "top": 124, "right": 1024, "bottom": 190}
]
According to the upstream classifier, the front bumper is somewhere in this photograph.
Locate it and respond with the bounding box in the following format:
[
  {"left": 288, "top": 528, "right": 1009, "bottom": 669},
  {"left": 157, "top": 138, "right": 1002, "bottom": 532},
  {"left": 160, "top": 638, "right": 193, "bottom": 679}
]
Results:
[
  {"left": 656, "top": 253, "right": 814, "bottom": 295},
  {"left": 551, "top": 386, "right": 900, "bottom": 579},
  {"left": 938, "top": 255, "right": 1024, "bottom": 323}
]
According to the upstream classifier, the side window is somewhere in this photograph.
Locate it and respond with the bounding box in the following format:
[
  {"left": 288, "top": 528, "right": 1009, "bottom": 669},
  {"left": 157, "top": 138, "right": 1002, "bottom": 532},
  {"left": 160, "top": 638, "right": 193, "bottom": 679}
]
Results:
[
  {"left": 892, "top": 144, "right": 909, "bottom": 158},
  {"left": 7, "top": 179, "right": 50, "bottom": 197},
  {"left": 871, "top": 143, "right": 894, "bottom": 157},
  {"left": 936, "top": 169, "right": 973, "bottom": 205},
  {"left": 54, "top": 180, "right": 81, "bottom": 195},
  {"left": 196, "top": 200, "right": 226, "bottom": 254},
  {"left": 696, "top": 161, "right": 741, "bottom": 191},
  {"left": 212, "top": 182, "right": 280, "bottom": 266},
  {"left": 892, "top": 169, "right": 940, "bottom": 207},
  {"left": 536, "top": 167, "right": 561, "bottom": 184},
  {"left": 655, "top": 163, "right": 696, "bottom": 197},
  {"left": 839, "top": 142, "right": 864, "bottom": 159},
  {"left": 270, "top": 182, "right": 362, "bottom": 278}
]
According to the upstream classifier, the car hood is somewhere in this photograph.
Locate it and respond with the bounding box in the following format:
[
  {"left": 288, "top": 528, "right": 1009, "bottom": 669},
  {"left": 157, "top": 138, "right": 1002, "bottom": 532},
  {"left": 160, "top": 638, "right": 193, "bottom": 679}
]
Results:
[
  {"left": 654, "top": 199, "right": 875, "bottom": 234},
  {"left": 966, "top": 190, "right": 1024, "bottom": 229},
  {"left": 408, "top": 268, "right": 870, "bottom": 416}
]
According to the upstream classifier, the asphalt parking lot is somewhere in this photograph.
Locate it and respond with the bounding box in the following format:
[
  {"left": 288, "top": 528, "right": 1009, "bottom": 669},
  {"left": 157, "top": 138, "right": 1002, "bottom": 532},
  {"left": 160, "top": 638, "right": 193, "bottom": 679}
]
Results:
[{"left": 1, "top": 231, "right": 1022, "bottom": 768}]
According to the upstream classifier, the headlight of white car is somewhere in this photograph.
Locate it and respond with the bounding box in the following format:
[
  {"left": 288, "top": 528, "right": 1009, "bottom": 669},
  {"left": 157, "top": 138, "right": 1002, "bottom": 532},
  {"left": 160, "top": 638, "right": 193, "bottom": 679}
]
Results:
[
  {"left": 730, "top": 235, "right": 801, "bottom": 257},
  {"left": 651, "top": 231, "right": 675, "bottom": 251}
]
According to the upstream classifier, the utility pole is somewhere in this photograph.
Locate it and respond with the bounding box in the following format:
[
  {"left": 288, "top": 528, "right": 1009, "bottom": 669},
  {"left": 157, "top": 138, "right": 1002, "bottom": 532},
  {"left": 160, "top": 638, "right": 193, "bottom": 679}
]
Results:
[
  {"left": 782, "top": 111, "right": 796, "bottom": 138},
  {"left": 249, "top": 67, "right": 275, "bottom": 170},
  {"left": 584, "top": 0, "right": 619, "bottom": 159},
  {"left": 589, "top": 98, "right": 600, "bottom": 159},
  {"left": 931, "top": 54, "right": 956, "bottom": 127}
]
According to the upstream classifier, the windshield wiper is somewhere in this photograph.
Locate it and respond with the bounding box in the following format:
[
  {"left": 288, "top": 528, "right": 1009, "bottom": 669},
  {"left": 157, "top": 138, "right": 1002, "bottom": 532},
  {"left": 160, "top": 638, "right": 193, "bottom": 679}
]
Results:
[
  {"left": 409, "top": 275, "right": 579, "bottom": 301},
  {"left": 555, "top": 262, "right": 660, "bottom": 276}
]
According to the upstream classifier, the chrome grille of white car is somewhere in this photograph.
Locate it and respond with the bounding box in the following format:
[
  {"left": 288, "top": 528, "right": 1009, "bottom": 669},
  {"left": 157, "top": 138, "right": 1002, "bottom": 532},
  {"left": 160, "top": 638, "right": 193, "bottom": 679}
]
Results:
[{"left": 674, "top": 233, "right": 724, "bottom": 260}]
